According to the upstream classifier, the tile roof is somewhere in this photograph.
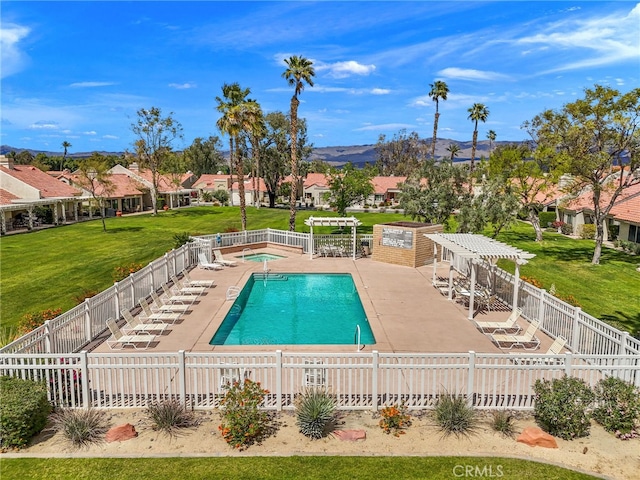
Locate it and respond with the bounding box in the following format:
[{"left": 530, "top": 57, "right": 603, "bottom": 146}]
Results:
[
  {"left": 0, "top": 189, "right": 20, "bottom": 206},
  {"left": 71, "top": 173, "right": 147, "bottom": 198},
  {"left": 1, "top": 164, "right": 81, "bottom": 198},
  {"left": 303, "top": 173, "right": 329, "bottom": 188},
  {"left": 371, "top": 176, "right": 406, "bottom": 194},
  {"left": 129, "top": 167, "right": 194, "bottom": 192},
  {"left": 231, "top": 178, "right": 268, "bottom": 192},
  {"left": 608, "top": 183, "right": 640, "bottom": 224},
  {"left": 193, "top": 174, "right": 232, "bottom": 189},
  {"left": 563, "top": 182, "right": 640, "bottom": 216}
]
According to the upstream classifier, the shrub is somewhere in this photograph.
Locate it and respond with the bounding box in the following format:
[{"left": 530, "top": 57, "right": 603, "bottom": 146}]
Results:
[
  {"left": 520, "top": 275, "right": 543, "bottom": 289},
  {"left": 556, "top": 293, "right": 582, "bottom": 308},
  {"left": 72, "top": 288, "right": 98, "bottom": 305},
  {"left": 379, "top": 402, "right": 411, "bottom": 436},
  {"left": 551, "top": 220, "right": 565, "bottom": 230},
  {"left": 146, "top": 399, "right": 199, "bottom": 437},
  {"left": 112, "top": 262, "right": 143, "bottom": 283},
  {"left": 609, "top": 225, "right": 619, "bottom": 240},
  {"left": 561, "top": 223, "right": 573, "bottom": 235},
  {"left": 533, "top": 376, "right": 594, "bottom": 440},
  {"left": 539, "top": 212, "right": 556, "bottom": 228},
  {"left": 433, "top": 392, "right": 478, "bottom": 438},
  {"left": 172, "top": 232, "right": 192, "bottom": 249},
  {"left": 580, "top": 224, "right": 596, "bottom": 240},
  {"left": 218, "top": 379, "right": 270, "bottom": 450},
  {"left": 17, "top": 308, "right": 63, "bottom": 335},
  {"left": 490, "top": 411, "right": 516, "bottom": 438},
  {"left": 295, "top": 387, "right": 337, "bottom": 440},
  {"left": 592, "top": 377, "right": 640, "bottom": 439},
  {"left": 212, "top": 189, "right": 229, "bottom": 205},
  {"left": 0, "top": 376, "right": 52, "bottom": 449},
  {"left": 50, "top": 408, "right": 108, "bottom": 448}
]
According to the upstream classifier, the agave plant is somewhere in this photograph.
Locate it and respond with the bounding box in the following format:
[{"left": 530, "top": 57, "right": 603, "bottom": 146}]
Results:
[
  {"left": 295, "top": 387, "right": 337, "bottom": 440},
  {"left": 433, "top": 391, "right": 478, "bottom": 438}
]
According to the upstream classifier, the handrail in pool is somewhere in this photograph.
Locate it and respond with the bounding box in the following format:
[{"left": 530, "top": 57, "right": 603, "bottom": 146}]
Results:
[
  {"left": 242, "top": 247, "right": 256, "bottom": 262},
  {"left": 355, "top": 324, "right": 363, "bottom": 351}
]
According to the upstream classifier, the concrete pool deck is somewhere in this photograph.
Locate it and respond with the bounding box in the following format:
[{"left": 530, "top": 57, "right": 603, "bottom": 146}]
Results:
[{"left": 93, "top": 246, "right": 558, "bottom": 354}]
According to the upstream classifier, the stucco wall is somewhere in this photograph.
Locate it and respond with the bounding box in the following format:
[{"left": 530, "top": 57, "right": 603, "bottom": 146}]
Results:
[{"left": 371, "top": 222, "right": 443, "bottom": 268}]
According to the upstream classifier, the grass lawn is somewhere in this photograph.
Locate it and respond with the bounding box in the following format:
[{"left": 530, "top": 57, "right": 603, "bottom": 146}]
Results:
[
  {"left": 0, "top": 457, "right": 599, "bottom": 479},
  {"left": 1, "top": 207, "right": 638, "bottom": 337}
]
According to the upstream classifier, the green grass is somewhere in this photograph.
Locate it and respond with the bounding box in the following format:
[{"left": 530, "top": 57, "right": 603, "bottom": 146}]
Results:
[{"left": 0, "top": 457, "right": 599, "bottom": 480}]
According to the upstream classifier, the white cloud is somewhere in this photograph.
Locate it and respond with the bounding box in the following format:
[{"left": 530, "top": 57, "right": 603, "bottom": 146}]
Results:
[
  {"left": 169, "top": 82, "right": 197, "bottom": 89},
  {"left": 29, "top": 121, "right": 59, "bottom": 130},
  {"left": 370, "top": 88, "right": 390, "bottom": 95},
  {"left": 102, "top": 135, "right": 118, "bottom": 140},
  {"left": 83, "top": 131, "right": 97, "bottom": 136},
  {"left": 316, "top": 60, "right": 376, "bottom": 79},
  {"left": 69, "top": 82, "right": 116, "bottom": 88},
  {"left": 438, "top": 67, "right": 511, "bottom": 81},
  {"left": 0, "top": 23, "right": 31, "bottom": 78},
  {"left": 354, "top": 123, "right": 414, "bottom": 132}
]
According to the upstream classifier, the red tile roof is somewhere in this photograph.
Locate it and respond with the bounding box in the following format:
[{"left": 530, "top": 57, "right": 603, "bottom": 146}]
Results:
[
  {"left": 303, "top": 173, "right": 329, "bottom": 188},
  {"left": 0, "top": 189, "right": 20, "bottom": 206},
  {"left": 71, "top": 173, "right": 147, "bottom": 198},
  {"left": 371, "top": 176, "right": 406, "bottom": 194},
  {"left": 608, "top": 183, "right": 640, "bottom": 224},
  {"left": 130, "top": 168, "right": 193, "bottom": 192},
  {"left": 231, "top": 178, "right": 268, "bottom": 192},
  {"left": 563, "top": 182, "right": 640, "bottom": 215},
  {"left": 193, "top": 174, "right": 232, "bottom": 189},
  {"left": 1, "top": 165, "right": 81, "bottom": 198}
]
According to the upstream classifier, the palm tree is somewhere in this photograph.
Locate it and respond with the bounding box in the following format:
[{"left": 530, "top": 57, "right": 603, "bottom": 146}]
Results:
[
  {"left": 486, "top": 130, "right": 497, "bottom": 156},
  {"left": 446, "top": 143, "right": 461, "bottom": 162},
  {"left": 61, "top": 141, "right": 72, "bottom": 171},
  {"left": 467, "top": 103, "right": 489, "bottom": 175},
  {"left": 216, "top": 83, "right": 251, "bottom": 229},
  {"left": 282, "top": 55, "right": 315, "bottom": 231},
  {"left": 428, "top": 81, "right": 449, "bottom": 161},
  {"left": 239, "top": 101, "right": 265, "bottom": 209}
]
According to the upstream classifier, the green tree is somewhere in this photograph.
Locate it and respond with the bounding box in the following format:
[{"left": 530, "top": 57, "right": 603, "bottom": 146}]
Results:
[
  {"left": 131, "top": 107, "right": 183, "bottom": 215},
  {"left": 74, "top": 153, "right": 115, "bottom": 232},
  {"left": 61, "top": 141, "right": 72, "bottom": 171},
  {"left": 239, "top": 100, "right": 265, "bottom": 209},
  {"left": 184, "top": 136, "right": 225, "bottom": 177},
  {"left": 429, "top": 80, "right": 449, "bottom": 161},
  {"left": 282, "top": 55, "right": 315, "bottom": 231},
  {"left": 374, "top": 130, "right": 428, "bottom": 176},
  {"left": 524, "top": 85, "right": 640, "bottom": 264},
  {"left": 467, "top": 103, "right": 489, "bottom": 176},
  {"left": 325, "top": 163, "right": 374, "bottom": 216},
  {"left": 446, "top": 143, "right": 460, "bottom": 162}
]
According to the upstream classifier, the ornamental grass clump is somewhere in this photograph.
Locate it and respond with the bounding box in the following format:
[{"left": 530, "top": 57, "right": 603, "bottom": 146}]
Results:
[
  {"left": 379, "top": 403, "right": 411, "bottom": 436},
  {"left": 146, "top": 399, "right": 199, "bottom": 437},
  {"left": 50, "top": 408, "right": 108, "bottom": 448},
  {"left": 295, "top": 387, "right": 337, "bottom": 440},
  {"left": 433, "top": 392, "right": 478, "bottom": 438},
  {"left": 490, "top": 410, "right": 516, "bottom": 439},
  {"left": 592, "top": 377, "right": 640, "bottom": 440},
  {"left": 533, "top": 375, "right": 594, "bottom": 440},
  {"left": 218, "top": 379, "right": 270, "bottom": 450}
]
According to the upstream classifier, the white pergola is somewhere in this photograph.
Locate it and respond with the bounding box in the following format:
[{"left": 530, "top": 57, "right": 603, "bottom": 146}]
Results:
[
  {"left": 424, "top": 233, "right": 535, "bottom": 319},
  {"left": 304, "top": 216, "right": 362, "bottom": 260}
]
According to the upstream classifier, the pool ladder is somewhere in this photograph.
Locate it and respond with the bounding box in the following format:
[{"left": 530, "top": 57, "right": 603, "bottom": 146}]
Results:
[
  {"left": 355, "top": 324, "right": 365, "bottom": 351},
  {"left": 242, "top": 248, "right": 256, "bottom": 262}
]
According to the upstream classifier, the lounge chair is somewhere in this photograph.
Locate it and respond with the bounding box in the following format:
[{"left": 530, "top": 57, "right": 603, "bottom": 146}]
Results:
[
  {"left": 491, "top": 320, "right": 541, "bottom": 350},
  {"left": 121, "top": 309, "right": 170, "bottom": 334},
  {"left": 198, "top": 253, "right": 223, "bottom": 271},
  {"left": 106, "top": 318, "right": 156, "bottom": 350},
  {"left": 139, "top": 297, "right": 182, "bottom": 324},
  {"left": 510, "top": 336, "right": 568, "bottom": 365},
  {"left": 474, "top": 308, "right": 523, "bottom": 334},
  {"left": 161, "top": 284, "right": 199, "bottom": 304},
  {"left": 149, "top": 291, "right": 191, "bottom": 313},
  {"left": 181, "top": 269, "right": 216, "bottom": 288},
  {"left": 170, "top": 275, "right": 207, "bottom": 295},
  {"left": 213, "top": 249, "right": 238, "bottom": 266}
]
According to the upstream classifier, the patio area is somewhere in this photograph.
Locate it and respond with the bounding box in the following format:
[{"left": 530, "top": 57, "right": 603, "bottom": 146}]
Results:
[{"left": 92, "top": 245, "right": 559, "bottom": 355}]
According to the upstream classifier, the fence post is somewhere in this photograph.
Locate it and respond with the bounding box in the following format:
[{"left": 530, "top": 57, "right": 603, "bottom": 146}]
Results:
[
  {"left": 44, "top": 320, "right": 52, "bottom": 353},
  {"left": 563, "top": 352, "right": 573, "bottom": 377},
  {"left": 178, "top": 350, "right": 186, "bottom": 407},
  {"left": 275, "top": 350, "right": 282, "bottom": 411},
  {"left": 84, "top": 299, "right": 92, "bottom": 343},
  {"left": 372, "top": 350, "right": 379, "bottom": 411},
  {"left": 619, "top": 332, "right": 629, "bottom": 355},
  {"left": 467, "top": 351, "right": 476, "bottom": 406},
  {"left": 80, "top": 350, "right": 89, "bottom": 409},
  {"left": 114, "top": 282, "right": 120, "bottom": 318},
  {"left": 537, "top": 289, "right": 546, "bottom": 326},
  {"left": 129, "top": 275, "right": 136, "bottom": 310},
  {"left": 571, "top": 307, "right": 582, "bottom": 354}
]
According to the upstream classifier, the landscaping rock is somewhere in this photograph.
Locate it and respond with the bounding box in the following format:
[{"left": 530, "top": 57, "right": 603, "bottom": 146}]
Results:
[
  {"left": 333, "top": 429, "right": 366, "bottom": 441},
  {"left": 106, "top": 423, "right": 138, "bottom": 443},
  {"left": 516, "top": 427, "right": 558, "bottom": 448}
]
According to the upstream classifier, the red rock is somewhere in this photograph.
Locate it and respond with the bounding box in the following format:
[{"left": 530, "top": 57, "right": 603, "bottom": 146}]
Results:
[
  {"left": 333, "top": 429, "right": 366, "bottom": 441},
  {"left": 105, "top": 423, "right": 138, "bottom": 443},
  {"left": 516, "top": 427, "right": 558, "bottom": 448}
]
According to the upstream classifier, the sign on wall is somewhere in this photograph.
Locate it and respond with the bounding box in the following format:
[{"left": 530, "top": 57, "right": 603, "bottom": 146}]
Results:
[{"left": 381, "top": 227, "right": 413, "bottom": 249}]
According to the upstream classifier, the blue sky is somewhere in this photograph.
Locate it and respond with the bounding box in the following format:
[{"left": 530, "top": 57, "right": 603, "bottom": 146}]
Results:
[{"left": 1, "top": 1, "right": 639, "bottom": 154}]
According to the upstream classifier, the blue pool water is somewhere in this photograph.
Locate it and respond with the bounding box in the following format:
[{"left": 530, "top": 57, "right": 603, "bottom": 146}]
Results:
[
  {"left": 238, "top": 253, "right": 286, "bottom": 262},
  {"left": 210, "top": 273, "right": 376, "bottom": 345}
]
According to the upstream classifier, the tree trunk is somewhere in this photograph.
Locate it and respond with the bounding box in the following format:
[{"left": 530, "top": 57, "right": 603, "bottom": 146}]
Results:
[
  {"left": 431, "top": 110, "right": 439, "bottom": 161},
  {"left": 469, "top": 128, "right": 478, "bottom": 193},
  {"left": 288, "top": 96, "right": 300, "bottom": 232},
  {"left": 268, "top": 192, "right": 276, "bottom": 208},
  {"left": 592, "top": 217, "right": 605, "bottom": 265},
  {"left": 228, "top": 138, "right": 234, "bottom": 207},
  {"left": 528, "top": 208, "right": 543, "bottom": 242},
  {"left": 236, "top": 136, "right": 247, "bottom": 231}
]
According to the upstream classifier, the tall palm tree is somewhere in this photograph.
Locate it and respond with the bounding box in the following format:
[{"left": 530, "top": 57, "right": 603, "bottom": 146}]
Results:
[
  {"left": 428, "top": 81, "right": 449, "bottom": 161},
  {"left": 486, "top": 130, "right": 497, "bottom": 156},
  {"left": 216, "top": 83, "right": 251, "bottom": 229},
  {"left": 446, "top": 143, "right": 461, "bottom": 162},
  {"left": 239, "top": 100, "right": 265, "bottom": 209},
  {"left": 282, "top": 55, "right": 315, "bottom": 231},
  {"left": 61, "top": 141, "right": 72, "bottom": 171},
  {"left": 467, "top": 103, "right": 489, "bottom": 175}
]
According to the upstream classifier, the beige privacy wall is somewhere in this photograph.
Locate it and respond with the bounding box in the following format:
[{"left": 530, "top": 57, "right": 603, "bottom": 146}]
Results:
[{"left": 372, "top": 222, "right": 443, "bottom": 268}]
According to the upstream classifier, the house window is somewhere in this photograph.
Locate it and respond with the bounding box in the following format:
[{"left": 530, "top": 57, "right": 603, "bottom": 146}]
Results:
[{"left": 628, "top": 224, "right": 640, "bottom": 243}]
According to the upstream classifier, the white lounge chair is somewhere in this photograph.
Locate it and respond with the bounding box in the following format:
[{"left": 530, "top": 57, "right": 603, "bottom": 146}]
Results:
[
  {"left": 161, "top": 284, "right": 198, "bottom": 304},
  {"left": 213, "top": 249, "right": 238, "bottom": 266},
  {"left": 139, "top": 297, "right": 182, "bottom": 324},
  {"left": 491, "top": 320, "right": 541, "bottom": 350},
  {"left": 198, "top": 253, "right": 223, "bottom": 271},
  {"left": 149, "top": 291, "right": 191, "bottom": 313},
  {"left": 510, "top": 336, "right": 567, "bottom": 365},
  {"left": 106, "top": 318, "right": 155, "bottom": 350},
  {"left": 121, "top": 309, "right": 170, "bottom": 334},
  {"left": 170, "top": 275, "right": 207, "bottom": 295},
  {"left": 181, "top": 269, "right": 216, "bottom": 288},
  {"left": 474, "top": 308, "right": 523, "bottom": 334}
]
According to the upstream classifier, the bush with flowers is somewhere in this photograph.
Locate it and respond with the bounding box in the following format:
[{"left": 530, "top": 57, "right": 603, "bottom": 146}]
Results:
[
  {"left": 218, "top": 379, "right": 270, "bottom": 450},
  {"left": 379, "top": 402, "right": 411, "bottom": 436},
  {"left": 592, "top": 377, "right": 640, "bottom": 440},
  {"left": 112, "top": 262, "right": 143, "bottom": 283},
  {"left": 18, "top": 308, "right": 63, "bottom": 335}
]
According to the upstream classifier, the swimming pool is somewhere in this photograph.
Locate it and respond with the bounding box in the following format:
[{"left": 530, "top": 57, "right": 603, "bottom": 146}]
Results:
[
  {"left": 210, "top": 273, "right": 376, "bottom": 345},
  {"left": 239, "top": 253, "right": 286, "bottom": 262}
]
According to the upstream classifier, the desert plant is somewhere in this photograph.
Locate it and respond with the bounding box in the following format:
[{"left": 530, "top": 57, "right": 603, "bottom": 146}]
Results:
[
  {"left": 0, "top": 376, "right": 52, "bottom": 449},
  {"left": 533, "top": 375, "right": 594, "bottom": 440},
  {"left": 490, "top": 410, "right": 516, "bottom": 438},
  {"left": 379, "top": 402, "right": 411, "bottom": 436},
  {"left": 592, "top": 377, "right": 640, "bottom": 439},
  {"left": 212, "top": 189, "right": 229, "bottom": 205},
  {"left": 172, "top": 232, "right": 192, "bottom": 249},
  {"left": 433, "top": 392, "right": 478, "bottom": 438},
  {"left": 218, "top": 379, "right": 269, "bottom": 450},
  {"left": 146, "top": 399, "right": 199, "bottom": 437},
  {"left": 295, "top": 387, "right": 337, "bottom": 440},
  {"left": 50, "top": 408, "right": 108, "bottom": 448}
]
